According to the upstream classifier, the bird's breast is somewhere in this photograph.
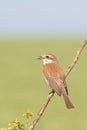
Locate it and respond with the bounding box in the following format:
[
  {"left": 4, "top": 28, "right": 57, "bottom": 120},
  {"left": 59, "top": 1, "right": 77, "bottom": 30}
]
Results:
[{"left": 43, "top": 63, "right": 65, "bottom": 80}]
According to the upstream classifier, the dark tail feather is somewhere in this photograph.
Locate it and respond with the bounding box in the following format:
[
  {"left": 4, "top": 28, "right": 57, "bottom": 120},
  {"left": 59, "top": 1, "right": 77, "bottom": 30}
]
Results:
[{"left": 62, "top": 93, "right": 74, "bottom": 109}]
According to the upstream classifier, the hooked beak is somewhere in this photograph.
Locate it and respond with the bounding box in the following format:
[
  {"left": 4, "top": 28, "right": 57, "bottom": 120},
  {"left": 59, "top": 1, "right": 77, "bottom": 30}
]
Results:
[{"left": 38, "top": 55, "right": 43, "bottom": 60}]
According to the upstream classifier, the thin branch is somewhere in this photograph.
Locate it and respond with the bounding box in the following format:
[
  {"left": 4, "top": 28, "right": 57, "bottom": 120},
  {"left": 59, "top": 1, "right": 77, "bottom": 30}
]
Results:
[
  {"left": 65, "top": 39, "right": 87, "bottom": 77},
  {"left": 29, "top": 39, "right": 87, "bottom": 130},
  {"left": 29, "top": 91, "right": 55, "bottom": 130}
]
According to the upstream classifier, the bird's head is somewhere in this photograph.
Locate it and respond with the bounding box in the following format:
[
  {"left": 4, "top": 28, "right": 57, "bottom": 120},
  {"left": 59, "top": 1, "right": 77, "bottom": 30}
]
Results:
[{"left": 38, "top": 53, "right": 58, "bottom": 64}]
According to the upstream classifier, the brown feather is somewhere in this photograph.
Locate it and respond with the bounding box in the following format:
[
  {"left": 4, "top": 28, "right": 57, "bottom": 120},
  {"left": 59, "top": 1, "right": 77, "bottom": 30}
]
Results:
[
  {"left": 61, "top": 87, "right": 74, "bottom": 109},
  {"left": 43, "top": 63, "right": 68, "bottom": 95},
  {"left": 43, "top": 63, "right": 65, "bottom": 79},
  {"left": 43, "top": 62, "right": 74, "bottom": 109}
]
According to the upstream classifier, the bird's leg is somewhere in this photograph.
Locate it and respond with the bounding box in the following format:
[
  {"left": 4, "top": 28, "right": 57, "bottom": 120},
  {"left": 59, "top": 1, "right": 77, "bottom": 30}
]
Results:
[{"left": 49, "top": 89, "right": 55, "bottom": 94}]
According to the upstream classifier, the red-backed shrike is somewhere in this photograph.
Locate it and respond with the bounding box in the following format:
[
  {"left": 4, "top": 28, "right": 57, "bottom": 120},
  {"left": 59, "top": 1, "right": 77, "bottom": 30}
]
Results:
[{"left": 38, "top": 53, "right": 74, "bottom": 109}]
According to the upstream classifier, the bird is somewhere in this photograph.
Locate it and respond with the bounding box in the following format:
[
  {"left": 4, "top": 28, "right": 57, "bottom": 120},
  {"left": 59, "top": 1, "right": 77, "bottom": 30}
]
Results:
[{"left": 38, "top": 53, "right": 74, "bottom": 109}]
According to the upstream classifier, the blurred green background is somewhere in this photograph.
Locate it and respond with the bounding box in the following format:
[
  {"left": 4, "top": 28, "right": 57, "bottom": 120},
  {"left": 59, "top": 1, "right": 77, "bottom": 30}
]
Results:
[
  {"left": 0, "top": 37, "right": 87, "bottom": 130},
  {"left": 0, "top": 0, "right": 87, "bottom": 129}
]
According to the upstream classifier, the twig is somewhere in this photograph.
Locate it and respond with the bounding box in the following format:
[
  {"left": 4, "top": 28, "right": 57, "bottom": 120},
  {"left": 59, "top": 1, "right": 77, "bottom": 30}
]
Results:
[
  {"left": 65, "top": 39, "right": 87, "bottom": 77},
  {"left": 29, "top": 91, "right": 55, "bottom": 130},
  {"left": 29, "top": 39, "right": 87, "bottom": 130}
]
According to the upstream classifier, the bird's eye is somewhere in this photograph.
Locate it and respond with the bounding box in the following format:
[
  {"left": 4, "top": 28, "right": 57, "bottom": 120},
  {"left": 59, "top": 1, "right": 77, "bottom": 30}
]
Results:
[{"left": 46, "top": 55, "right": 49, "bottom": 58}]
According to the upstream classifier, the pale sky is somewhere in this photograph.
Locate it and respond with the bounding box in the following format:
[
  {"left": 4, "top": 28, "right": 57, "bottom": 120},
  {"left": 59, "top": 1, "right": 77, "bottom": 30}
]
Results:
[{"left": 0, "top": 0, "right": 87, "bottom": 36}]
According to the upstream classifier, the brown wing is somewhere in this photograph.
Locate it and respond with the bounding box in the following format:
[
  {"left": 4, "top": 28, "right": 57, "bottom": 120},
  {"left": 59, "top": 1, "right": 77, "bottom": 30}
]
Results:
[
  {"left": 46, "top": 77, "right": 67, "bottom": 96},
  {"left": 43, "top": 63, "right": 68, "bottom": 95},
  {"left": 63, "top": 80, "right": 68, "bottom": 95},
  {"left": 46, "top": 76, "right": 74, "bottom": 108}
]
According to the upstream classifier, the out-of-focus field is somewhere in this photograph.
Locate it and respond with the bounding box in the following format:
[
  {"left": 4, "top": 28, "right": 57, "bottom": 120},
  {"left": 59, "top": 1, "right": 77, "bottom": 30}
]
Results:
[{"left": 0, "top": 37, "right": 87, "bottom": 130}]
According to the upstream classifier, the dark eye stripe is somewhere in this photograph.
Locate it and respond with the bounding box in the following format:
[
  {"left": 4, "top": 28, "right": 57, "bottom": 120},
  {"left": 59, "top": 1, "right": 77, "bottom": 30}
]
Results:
[
  {"left": 46, "top": 56, "right": 49, "bottom": 58},
  {"left": 45, "top": 55, "right": 54, "bottom": 60}
]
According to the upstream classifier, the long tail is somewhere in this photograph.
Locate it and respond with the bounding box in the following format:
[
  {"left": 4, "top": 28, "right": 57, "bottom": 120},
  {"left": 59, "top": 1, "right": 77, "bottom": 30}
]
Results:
[
  {"left": 62, "top": 93, "right": 74, "bottom": 109},
  {"left": 61, "top": 87, "right": 74, "bottom": 109}
]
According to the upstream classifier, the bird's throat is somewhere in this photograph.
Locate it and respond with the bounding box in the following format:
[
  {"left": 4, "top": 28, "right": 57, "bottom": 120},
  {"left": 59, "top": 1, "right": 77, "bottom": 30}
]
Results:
[{"left": 43, "top": 59, "right": 53, "bottom": 64}]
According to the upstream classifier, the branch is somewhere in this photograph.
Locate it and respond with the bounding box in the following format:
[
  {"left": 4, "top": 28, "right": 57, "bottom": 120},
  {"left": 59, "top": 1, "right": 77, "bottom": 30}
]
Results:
[
  {"left": 65, "top": 39, "right": 87, "bottom": 77},
  {"left": 29, "top": 39, "right": 87, "bottom": 130},
  {"left": 29, "top": 91, "right": 54, "bottom": 130}
]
